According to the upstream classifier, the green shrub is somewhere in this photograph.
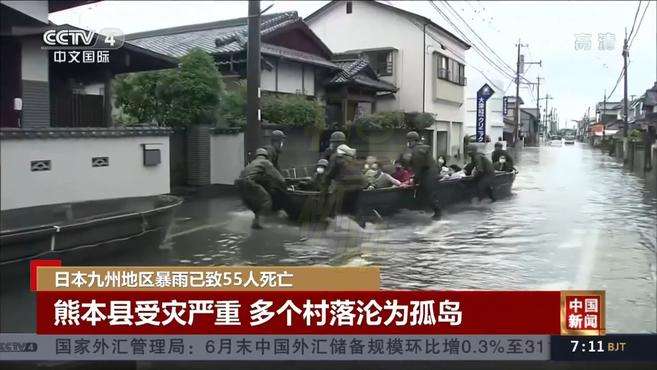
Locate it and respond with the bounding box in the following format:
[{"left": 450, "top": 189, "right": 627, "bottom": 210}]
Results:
[
  {"left": 261, "top": 93, "right": 325, "bottom": 129},
  {"left": 352, "top": 111, "right": 436, "bottom": 130},
  {"left": 114, "top": 48, "right": 224, "bottom": 126}
]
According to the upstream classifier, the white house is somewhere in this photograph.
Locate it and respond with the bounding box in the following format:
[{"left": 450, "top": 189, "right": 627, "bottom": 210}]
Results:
[{"left": 306, "top": 0, "right": 471, "bottom": 159}]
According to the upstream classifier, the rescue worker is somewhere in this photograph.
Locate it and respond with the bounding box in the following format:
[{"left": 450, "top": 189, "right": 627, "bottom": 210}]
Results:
[
  {"left": 324, "top": 144, "right": 367, "bottom": 221},
  {"left": 463, "top": 144, "right": 496, "bottom": 201},
  {"left": 401, "top": 131, "right": 442, "bottom": 219},
  {"left": 321, "top": 131, "right": 346, "bottom": 160},
  {"left": 491, "top": 141, "right": 515, "bottom": 169},
  {"left": 235, "top": 148, "right": 287, "bottom": 229},
  {"left": 262, "top": 130, "right": 286, "bottom": 170}
]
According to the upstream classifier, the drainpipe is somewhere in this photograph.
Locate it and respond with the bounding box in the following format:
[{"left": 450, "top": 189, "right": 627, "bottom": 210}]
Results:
[{"left": 422, "top": 22, "right": 427, "bottom": 113}]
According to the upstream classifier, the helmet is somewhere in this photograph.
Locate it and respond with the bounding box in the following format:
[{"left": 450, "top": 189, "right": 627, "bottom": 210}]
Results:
[
  {"left": 406, "top": 131, "right": 420, "bottom": 141},
  {"left": 271, "top": 130, "right": 286, "bottom": 140},
  {"left": 329, "top": 131, "right": 346, "bottom": 143},
  {"left": 316, "top": 159, "right": 329, "bottom": 167},
  {"left": 255, "top": 148, "right": 269, "bottom": 158}
]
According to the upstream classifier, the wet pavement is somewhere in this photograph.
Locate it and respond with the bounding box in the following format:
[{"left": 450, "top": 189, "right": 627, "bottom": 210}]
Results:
[{"left": 1, "top": 142, "right": 656, "bottom": 333}]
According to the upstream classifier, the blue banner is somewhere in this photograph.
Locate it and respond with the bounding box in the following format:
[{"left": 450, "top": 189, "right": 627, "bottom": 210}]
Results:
[{"left": 476, "top": 84, "right": 495, "bottom": 143}]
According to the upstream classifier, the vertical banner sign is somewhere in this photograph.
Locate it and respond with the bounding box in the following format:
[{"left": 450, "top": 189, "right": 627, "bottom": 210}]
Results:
[
  {"left": 476, "top": 84, "right": 495, "bottom": 143},
  {"left": 503, "top": 96, "right": 509, "bottom": 116}
]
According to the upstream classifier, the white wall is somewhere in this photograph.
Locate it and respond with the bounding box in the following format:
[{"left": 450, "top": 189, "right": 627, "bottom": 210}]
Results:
[
  {"left": 210, "top": 132, "right": 244, "bottom": 185},
  {"left": 260, "top": 61, "right": 315, "bottom": 96},
  {"left": 0, "top": 136, "right": 170, "bottom": 210}
]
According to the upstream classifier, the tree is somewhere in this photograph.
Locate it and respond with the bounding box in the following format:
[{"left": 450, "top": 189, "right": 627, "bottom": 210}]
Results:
[{"left": 114, "top": 48, "right": 224, "bottom": 126}]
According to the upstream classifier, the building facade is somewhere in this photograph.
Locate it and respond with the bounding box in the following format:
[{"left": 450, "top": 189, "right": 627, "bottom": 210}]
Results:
[{"left": 306, "top": 0, "right": 471, "bottom": 159}]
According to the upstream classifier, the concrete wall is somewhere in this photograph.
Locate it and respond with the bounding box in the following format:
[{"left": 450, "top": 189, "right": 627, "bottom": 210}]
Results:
[
  {"left": 0, "top": 136, "right": 170, "bottom": 210},
  {"left": 209, "top": 132, "right": 244, "bottom": 185}
]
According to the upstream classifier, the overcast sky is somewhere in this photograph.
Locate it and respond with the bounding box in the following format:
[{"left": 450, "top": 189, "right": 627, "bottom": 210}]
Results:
[{"left": 50, "top": 0, "right": 657, "bottom": 129}]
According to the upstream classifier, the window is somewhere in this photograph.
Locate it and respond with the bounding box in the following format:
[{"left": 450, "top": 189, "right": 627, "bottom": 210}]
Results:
[
  {"left": 366, "top": 50, "right": 393, "bottom": 76},
  {"left": 438, "top": 55, "right": 449, "bottom": 79},
  {"left": 346, "top": 1, "right": 352, "bottom": 14},
  {"left": 437, "top": 53, "right": 466, "bottom": 85}
]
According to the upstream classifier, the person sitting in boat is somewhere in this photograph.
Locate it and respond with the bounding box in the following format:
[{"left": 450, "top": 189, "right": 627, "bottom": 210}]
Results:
[
  {"left": 436, "top": 155, "right": 453, "bottom": 178},
  {"left": 312, "top": 158, "right": 329, "bottom": 191},
  {"left": 493, "top": 155, "right": 516, "bottom": 172},
  {"left": 364, "top": 160, "right": 403, "bottom": 189},
  {"left": 362, "top": 155, "right": 378, "bottom": 174},
  {"left": 463, "top": 144, "right": 496, "bottom": 201},
  {"left": 392, "top": 160, "right": 414, "bottom": 186},
  {"left": 262, "top": 130, "right": 286, "bottom": 170},
  {"left": 235, "top": 148, "right": 287, "bottom": 229},
  {"left": 491, "top": 142, "right": 514, "bottom": 169}
]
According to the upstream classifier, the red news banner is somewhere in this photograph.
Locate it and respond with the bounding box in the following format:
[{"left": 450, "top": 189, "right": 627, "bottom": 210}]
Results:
[{"left": 37, "top": 291, "right": 561, "bottom": 335}]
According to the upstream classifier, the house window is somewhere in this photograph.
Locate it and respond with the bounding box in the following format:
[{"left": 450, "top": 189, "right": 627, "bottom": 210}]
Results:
[
  {"left": 366, "top": 50, "right": 393, "bottom": 77},
  {"left": 346, "top": 1, "right": 352, "bottom": 14},
  {"left": 437, "top": 53, "right": 466, "bottom": 85},
  {"left": 438, "top": 54, "right": 449, "bottom": 79}
]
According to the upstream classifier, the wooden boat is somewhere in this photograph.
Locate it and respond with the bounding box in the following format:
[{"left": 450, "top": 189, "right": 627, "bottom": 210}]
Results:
[
  {"left": 282, "top": 172, "right": 516, "bottom": 223},
  {"left": 0, "top": 195, "right": 182, "bottom": 264}
]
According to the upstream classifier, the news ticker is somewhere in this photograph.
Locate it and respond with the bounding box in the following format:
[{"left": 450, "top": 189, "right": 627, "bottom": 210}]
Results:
[{"left": 1, "top": 334, "right": 655, "bottom": 361}]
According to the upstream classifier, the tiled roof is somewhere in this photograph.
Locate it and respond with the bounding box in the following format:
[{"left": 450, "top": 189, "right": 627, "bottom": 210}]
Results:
[
  {"left": 126, "top": 12, "right": 300, "bottom": 58},
  {"left": 328, "top": 58, "right": 397, "bottom": 92},
  {"left": 261, "top": 44, "right": 337, "bottom": 69}
]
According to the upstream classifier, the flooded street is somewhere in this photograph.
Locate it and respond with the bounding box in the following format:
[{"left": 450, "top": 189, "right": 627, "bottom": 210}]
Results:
[{"left": 1, "top": 143, "right": 656, "bottom": 333}]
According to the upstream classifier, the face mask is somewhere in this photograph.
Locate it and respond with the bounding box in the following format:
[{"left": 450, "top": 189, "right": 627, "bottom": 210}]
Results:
[
  {"left": 279, "top": 142, "right": 284, "bottom": 149},
  {"left": 363, "top": 164, "right": 370, "bottom": 170},
  {"left": 316, "top": 167, "right": 325, "bottom": 174},
  {"left": 499, "top": 157, "right": 506, "bottom": 164},
  {"left": 407, "top": 142, "right": 412, "bottom": 148},
  {"left": 438, "top": 158, "right": 445, "bottom": 165},
  {"left": 371, "top": 164, "right": 379, "bottom": 171}
]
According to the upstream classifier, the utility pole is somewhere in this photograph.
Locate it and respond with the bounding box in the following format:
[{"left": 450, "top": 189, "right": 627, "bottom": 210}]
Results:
[
  {"left": 514, "top": 40, "right": 522, "bottom": 146},
  {"left": 536, "top": 76, "right": 542, "bottom": 144},
  {"left": 513, "top": 40, "right": 540, "bottom": 146},
  {"left": 622, "top": 28, "right": 629, "bottom": 137},
  {"left": 245, "top": 0, "right": 262, "bottom": 164}
]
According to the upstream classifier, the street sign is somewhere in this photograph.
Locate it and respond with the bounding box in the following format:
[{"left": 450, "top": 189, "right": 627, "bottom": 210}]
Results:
[{"left": 476, "top": 84, "right": 495, "bottom": 143}]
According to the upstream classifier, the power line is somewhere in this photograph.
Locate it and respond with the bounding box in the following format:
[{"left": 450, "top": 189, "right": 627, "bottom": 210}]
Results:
[
  {"left": 627, "top": 1, "right": 642, "bottom": 41},
  {"left": 427, "top": 1, "right": 518, "bottom": 81},
  {"left": 440, "top": 0, "right": 517, "bottom": 76},
  {"left": 629, "top": 1, "right": 650, "bottom": 48}
]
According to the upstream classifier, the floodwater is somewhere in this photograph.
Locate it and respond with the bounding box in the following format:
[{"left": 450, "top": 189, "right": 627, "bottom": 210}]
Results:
[{"left": 1, "top": 143, "right": 656, "bottom": 333}]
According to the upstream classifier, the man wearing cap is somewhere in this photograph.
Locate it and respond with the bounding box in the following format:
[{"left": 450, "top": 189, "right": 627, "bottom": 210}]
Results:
[
  {"left": 323, "top": 143, "right": 367, "bottom": 221},
  {"left": 464, "top": 144, "right": 496, "bottom": 201},
  {"left": 262, "top": 130, "right": 286, "bottom": 170},
  {"left": 321, "top": 131, "right": 346, "bottom": 160},
  {"left": 400, "top": 131, "right": 442, "bottom": 218},
  {"left": 311, "top": 158, "right": 329, "bottom": 192},
  {"left": 235, "top": 148, "right": 287, "bottom": 229}
]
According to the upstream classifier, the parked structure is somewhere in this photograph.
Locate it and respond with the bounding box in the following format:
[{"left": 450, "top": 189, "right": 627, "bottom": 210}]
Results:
[
  {"left": 0, "top": 0, "right": 177, "bottom": 210},
  {"left": 305, "top": 0, "right": 471, "bottom": 159}
]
